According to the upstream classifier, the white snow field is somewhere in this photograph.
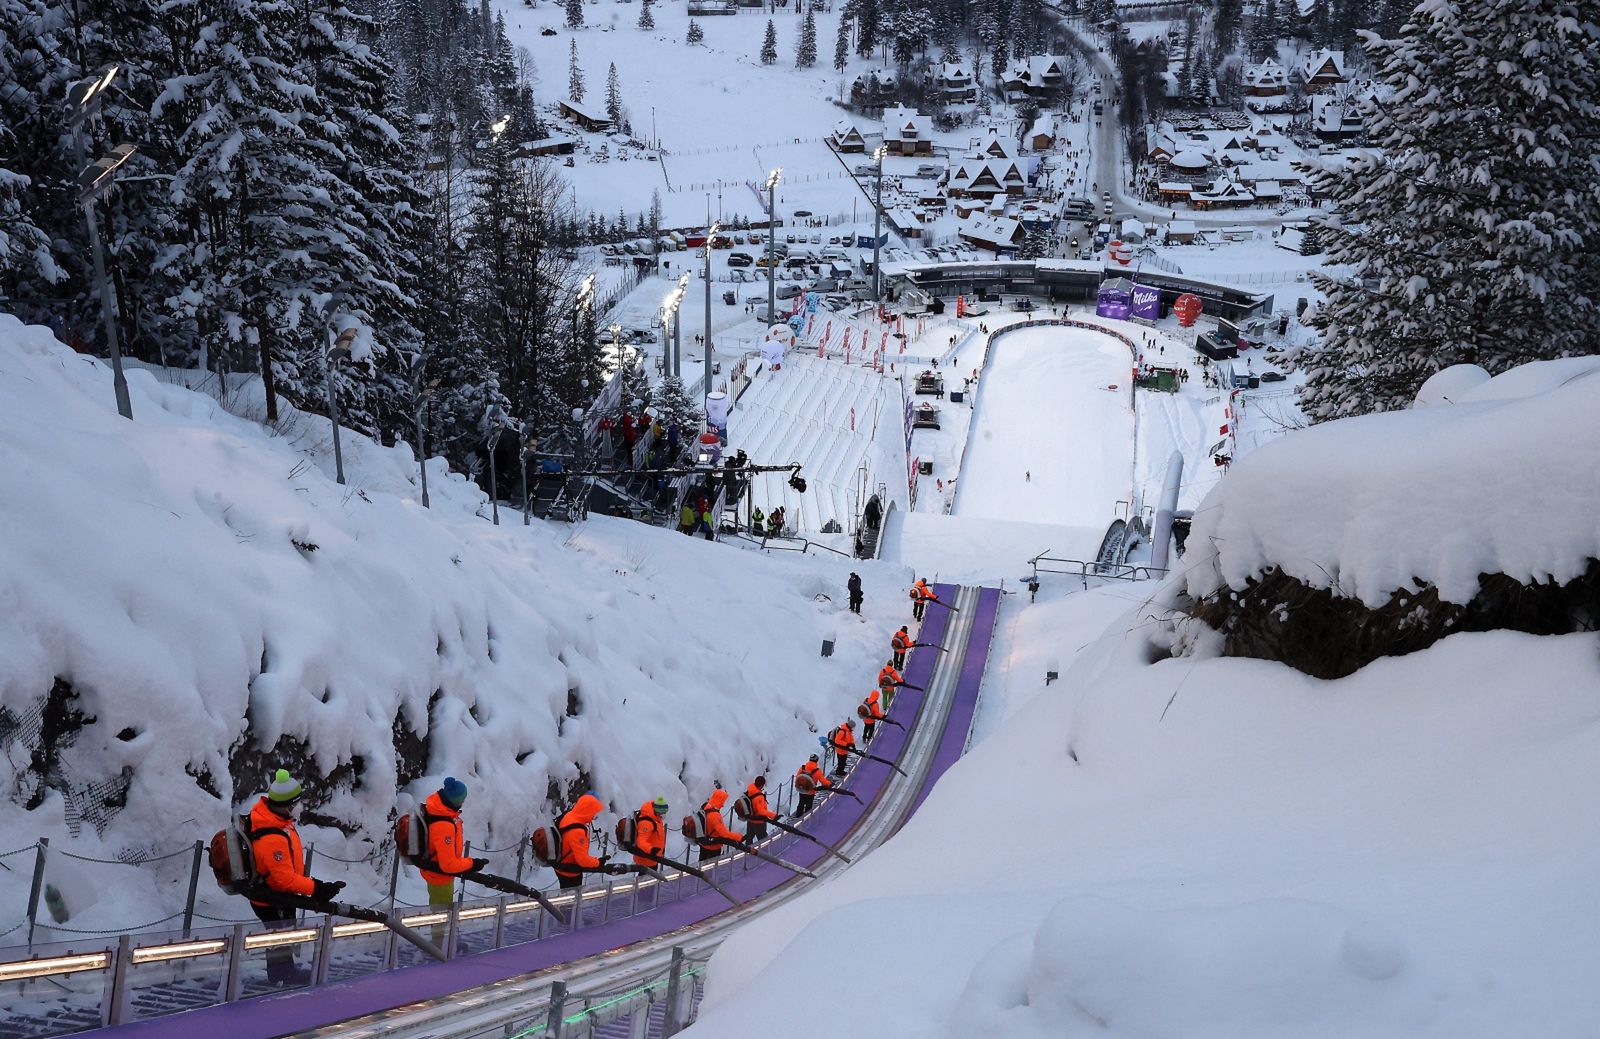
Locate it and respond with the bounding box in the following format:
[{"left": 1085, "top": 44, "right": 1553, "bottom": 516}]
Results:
[
  {"left": 954, "top": 324, "right": 1133, "bottom": 528},
  {"left": 680, "top": 360, "right": 1600, "bottom": 1039},
  {"left": 0, "top": 314, "right": 911, "bottom": 935},
  {"left": 729, "top": 351, "right": 907, "bottom": 534}
]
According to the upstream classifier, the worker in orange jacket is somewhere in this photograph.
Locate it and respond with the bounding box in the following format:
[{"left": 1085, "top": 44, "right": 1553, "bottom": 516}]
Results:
[
  {"left": 554, "top": 793, "right": 608, "bottom": 889},
  {"left": 910, "top": 578, "right": 938, "bottom": 621},
  {"left": 795, "top": 755, "right": 831, "bottom": 816},
  {"left": 859, "top": 689, "right": 886, "bottom": 744},
  {"left": 246, "top": 769, "right": 345, "bottom": 985},
  {"left": 829, "top": 719, "right": 857, "bottom": 777},
  {"left": 417, "top": 777, "right": 487, "bottom": 939},
  {"left": 696, "top": 788, "right": 743, "bottom": 861},
  {"left": 630, "top": 797, "right": 669, "bottom": 869},
  {"left": 891, "top": 625, "right": 918, "bottom": 669},
  {"left": 741, "top": 776, "right": 779, "bottom": 841}
]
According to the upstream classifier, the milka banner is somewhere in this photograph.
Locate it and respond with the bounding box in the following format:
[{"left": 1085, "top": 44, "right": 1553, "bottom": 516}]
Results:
[{"left": 1131, "top": 283, "right": 1161, "bottom": 321}]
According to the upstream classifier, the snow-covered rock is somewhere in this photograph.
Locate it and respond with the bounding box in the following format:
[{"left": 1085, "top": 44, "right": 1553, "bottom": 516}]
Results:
[{"left": 1184, "top": 357, "right": 1600, "bottom": 607}]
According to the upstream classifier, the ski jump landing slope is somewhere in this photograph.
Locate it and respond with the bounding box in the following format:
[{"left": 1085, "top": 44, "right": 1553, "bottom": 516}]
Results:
[
  {"left": 953, "top": 323, "right": 1133, "bottom": 529},
  {"left": 729, "top": 353, "right": 907, "bottom": 534},
  {"left": 84, "top": 586, "right": 1001, "bottom": 1039}
]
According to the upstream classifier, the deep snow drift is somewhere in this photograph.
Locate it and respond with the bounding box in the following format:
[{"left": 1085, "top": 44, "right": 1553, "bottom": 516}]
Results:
[
  {"left": 0, "top": 314, "right": 906, "bottom": 934},
  {"left": 1184, "top": 355, "right": 1600, "bottom": 607}
]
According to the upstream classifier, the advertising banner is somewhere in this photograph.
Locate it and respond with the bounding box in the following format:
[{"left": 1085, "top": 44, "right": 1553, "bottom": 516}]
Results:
[
  {"left": 1096, "top": 277, "right": 1134, "bottom": 320},
  {"left": 1131, "top": 283, "right": 1162, "bottom": 320}
]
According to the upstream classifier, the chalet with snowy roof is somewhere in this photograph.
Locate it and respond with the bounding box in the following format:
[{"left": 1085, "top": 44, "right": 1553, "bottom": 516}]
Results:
[
  {"left": 958, "top": 214, "right": 1025, "bottom": 253},
  {"left": 1191, "top": 176, "right": 1255, "bottom": 210},
  {"left": 925, "top": 61, "right": 975, "bottom": 102},
  {"left": 832, "top": 119, "right": 867, "bottom": 153},
  {"left": 1002, "top": 54, "right": 1069, "bottom": 100},
  {"left": 882, "top": 106, "right": 934, "bottom": 156},
  {"left": 1027, "top": 114, "right": 1056, "bottom": 152},
  {"left": 1234, "top": 159, "right": 1302, "bottom": 188},
  {"left": 1145, "top": 123, "right": 1177, "bottom": 164},
  {"left": 1311, "top": 93, "right": 1366, "bottom": 139},
  {"left": 1164, "top": 219, "right": 1198, "bottom": 244},
  {"left": 850, "top": 68, "right": 899, "bottom": 105},
  {"left": 1296, "top": 49, "right": 1347, "bottom": 92},
  {"left": 518, "top": 135, "right": 578, "bottom": 157},
  {"left": 559, "top": 98, "right": 611, "bottom": 133},
  {"left": 947, "top": 155, "right": 1025, "bottom": 199},
  {"left": 887, "top": 206, "right": 924, "bottom": 240},
  {"left": 1243, "top": 58, "right": 1288, "bottom": 97},
  {"left": 970, "top": 128, "right": 1019, "bottom": 160},
  {"left": 1156, "top": 181, "right": 1194, "bottom": 203}
]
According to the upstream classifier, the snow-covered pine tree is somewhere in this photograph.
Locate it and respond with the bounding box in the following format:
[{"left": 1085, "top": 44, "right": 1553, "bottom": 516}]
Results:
[
  {"left": 565, "top": 0, "right": 583, "bottom": 30},
  {"left": 796, "top": 7, "right": 818, "bottom": 68},
  {"left": 639, "top": 0, "right": 655, "bottom": 30},
  {"left": 1017, "top": 221, "right": 1048, "bottom": 259},
  {"left": 0, "top": 0, "right": 58, "bottom": 297},
  {"left": 291, "top": 0, "right": 432, "bottom": 442},
  {"left": 853, "top": 0, "right": 879, "bottom": 57},
  {"left": 760, "top": 19, "right": 777, "bottom": 63},
  {"left": 153, "top": 0, "right": 365, "bottom": 421},
  {"left": 834, "top": 14, "right": 850, "bottom": 72},
  {"left": 687, "top": 19, "right": 705, "bottom": 44},
  {"left": 568, "top": 39, "right": 585, "bottom": 100},
  {"left": 1249, "top": 0, "right": 1279, "bottom": 59},
  {"left": 1300, "top": 0, "right": 1600, "bottom": 421},
  {"left": 605, "top": 63, "right": 623, "bottom": 125},
  {"left": 650, "top": 375, "right": 702, "bottom": 435}
]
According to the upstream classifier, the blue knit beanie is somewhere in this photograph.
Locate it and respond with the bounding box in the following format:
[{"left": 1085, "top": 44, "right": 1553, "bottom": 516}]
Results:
[{"left": 440, "top": 777, "right": 468, "bottom": 808}]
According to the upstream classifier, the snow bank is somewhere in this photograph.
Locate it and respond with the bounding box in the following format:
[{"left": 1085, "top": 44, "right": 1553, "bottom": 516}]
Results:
[
  {"left": 1183, "top": 357, "right": 1600, "bottom": 607},
  {"left": 0, "top": 314, "right": 905, "bottom": 931},
  {"left": 684, "top": 578, "right": 1600, "bottom": 1038}
]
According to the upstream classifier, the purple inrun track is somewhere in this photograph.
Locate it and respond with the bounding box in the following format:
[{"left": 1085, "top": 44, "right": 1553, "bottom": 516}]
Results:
[{"left": 86, "top": 583, "right": 997, "bottom": 1039}]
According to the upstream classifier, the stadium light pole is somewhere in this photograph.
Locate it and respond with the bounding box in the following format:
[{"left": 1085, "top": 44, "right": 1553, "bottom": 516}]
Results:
[
  {"left": 68, "top": 64, "right": 134, "bottom": 420},
  {"left": 703, "top": 214, "right": 719, "bottom": 421},
  {"left": 415, "top": 378, "right": 439, "bottom": 508},
  {"left": 319, "top": 293, "right": 358, "bottom": 485},
  {"left": 871, "top": 145, "right": 886, "bottom": 307},
  {"left": 764, "top": 167, "right": 782, "bottom": 323}
]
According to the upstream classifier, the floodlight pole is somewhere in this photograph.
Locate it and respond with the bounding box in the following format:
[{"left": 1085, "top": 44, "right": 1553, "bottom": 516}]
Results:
[
  {"left": 69, "top": 67, "right": 133, "bottom": 420},
  {"left": 765, "top": 168, "right": 782, "bottom": 323}
]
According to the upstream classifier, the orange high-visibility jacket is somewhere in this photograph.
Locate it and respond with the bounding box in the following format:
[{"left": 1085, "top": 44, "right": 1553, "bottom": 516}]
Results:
[
  {"left": 862, "top": 692, "right": 885, "bottom": 722},
  {"left": 830, "top": 725, "right": 856, "bottom": 756},
  {"left": 247, "top": 798, "right": 314, "bottom": 905},
  {"left": 699, "top": 789, "right": 741, "bottom": 849},
  {"left": 555, "top": 794, "right": 604, "bottom": 878},
  {"left": 878, "top": 664, "right": 904, "bottom": 687},
  {"left": 745, "top": 782, "right": 777, "bottom": 822},
  {"left": 632, "top": 801, "right": 666, "bottom": 867},
  {"left": 797, "top": 760, "right": 832, "bottom": 790},
  {"left": 892, "top": 631, "right": 915, "bottom": 653},
  {"left": 420, "top": 791, "right": 476, "bottom": 885}
]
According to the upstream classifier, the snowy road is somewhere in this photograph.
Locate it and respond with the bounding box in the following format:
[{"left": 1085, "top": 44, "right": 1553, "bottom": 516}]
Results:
[{"left": 953, "top": 325, "right": 1132, "bottom": 530}]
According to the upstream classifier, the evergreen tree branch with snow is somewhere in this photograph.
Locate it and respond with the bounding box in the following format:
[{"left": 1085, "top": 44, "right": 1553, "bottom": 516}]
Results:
[{"left": 1298, "top": 0, "right": 1600, "bottom": 421}]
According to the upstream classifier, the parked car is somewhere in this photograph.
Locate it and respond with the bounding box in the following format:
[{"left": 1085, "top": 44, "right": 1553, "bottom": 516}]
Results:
[
  {"left": 820, "top": 246, "right": 847, "bottom": 261},
  {"left": 776, "top": 284, "right": 803, "bottom": 300},
  {"left": 786, "top": 232, "right": 798, "bottom": 244},
  {"left": 915, "top": 163, "right": 943, "bottom": 178},
  {"left": 727, "top": 251, "right": 754, "bottom": 267},
  {"left": 810, "top": 232, "right": 823, "bottom": 244}
]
